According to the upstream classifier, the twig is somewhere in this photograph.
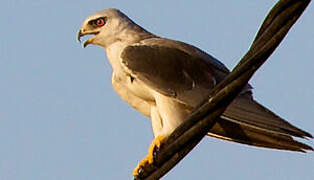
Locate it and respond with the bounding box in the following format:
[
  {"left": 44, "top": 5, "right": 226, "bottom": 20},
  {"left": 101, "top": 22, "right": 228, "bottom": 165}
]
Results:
[{"left": 134, "top": 0, "right": 311, "bottom": 179}]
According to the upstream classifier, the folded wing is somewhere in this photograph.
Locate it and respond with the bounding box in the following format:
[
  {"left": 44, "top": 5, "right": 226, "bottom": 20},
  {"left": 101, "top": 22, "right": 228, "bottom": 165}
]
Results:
[{"left": 120, "top": 38, "right": 313, "bottom": 152}]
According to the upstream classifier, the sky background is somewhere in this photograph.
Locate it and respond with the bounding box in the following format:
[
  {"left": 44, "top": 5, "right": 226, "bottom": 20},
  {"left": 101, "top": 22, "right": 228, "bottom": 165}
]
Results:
[{"left": 1, "top": 0, "right": 313, "bottom": 180}]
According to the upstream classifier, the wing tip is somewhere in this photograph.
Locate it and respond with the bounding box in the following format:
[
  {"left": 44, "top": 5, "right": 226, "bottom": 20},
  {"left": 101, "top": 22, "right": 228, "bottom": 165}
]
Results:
[
  {"left": 298, "top": 144, "right": 313, "bottom": 153},
  {"left": 281, "top": 127, "right": 313, "bottom": 139},
  {"left": 207, "top": 119, "right": 314, "bottom": 153}
]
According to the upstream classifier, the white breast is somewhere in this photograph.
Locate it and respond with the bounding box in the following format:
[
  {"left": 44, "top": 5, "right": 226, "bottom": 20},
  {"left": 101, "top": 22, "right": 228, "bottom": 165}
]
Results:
[
  {"left": 106, "top": 41, "right": 155, "bottom": 116},
  {"left": 105, "top": 41, "right": 192, "bottom": 137}
]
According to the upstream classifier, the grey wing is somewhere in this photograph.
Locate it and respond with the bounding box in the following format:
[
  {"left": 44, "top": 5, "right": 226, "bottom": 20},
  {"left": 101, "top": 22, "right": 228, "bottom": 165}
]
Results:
[
  {"left": 121, "top": 39, "right": 312, "bottom": 151},
  {"left": 137, "top": 37, "right": 231, "bottom": 75},
  {"left": 121, "top": 44, "right": 217, "bottom": 107}
]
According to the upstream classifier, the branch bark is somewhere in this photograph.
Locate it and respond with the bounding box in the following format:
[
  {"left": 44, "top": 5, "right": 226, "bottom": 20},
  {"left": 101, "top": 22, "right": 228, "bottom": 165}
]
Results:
[{"left": 134, "top": 0, "right": 311, "bottom": 179}]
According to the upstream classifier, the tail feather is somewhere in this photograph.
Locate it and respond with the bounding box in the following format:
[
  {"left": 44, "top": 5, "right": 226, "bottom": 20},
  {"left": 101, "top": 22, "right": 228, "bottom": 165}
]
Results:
[
  {"left": 206, "top": 94, "right": 313, "bottom": 152},
  {"left": 223, "top": 95, "right": 312, "bottom": 138},
  {"left": 207, "top": 118, "right": 313, "bottom": 152}
]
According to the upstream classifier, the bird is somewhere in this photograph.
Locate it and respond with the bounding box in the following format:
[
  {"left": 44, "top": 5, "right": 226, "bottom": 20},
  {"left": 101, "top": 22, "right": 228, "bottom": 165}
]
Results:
[{"left": 77, "top": 8, "right": 313, "bottom": 176}]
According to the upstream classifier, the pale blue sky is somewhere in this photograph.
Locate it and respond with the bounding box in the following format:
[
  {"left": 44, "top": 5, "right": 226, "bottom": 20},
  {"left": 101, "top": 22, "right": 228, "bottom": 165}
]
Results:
[{"left": 0, "top": 0, "right": 313, "bottom": 180}]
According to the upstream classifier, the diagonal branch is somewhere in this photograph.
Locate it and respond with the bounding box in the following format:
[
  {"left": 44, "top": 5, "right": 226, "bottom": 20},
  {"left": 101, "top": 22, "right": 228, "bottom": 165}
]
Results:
[{"left": 134, "top": 0, "right": 311, "bottom": 179}]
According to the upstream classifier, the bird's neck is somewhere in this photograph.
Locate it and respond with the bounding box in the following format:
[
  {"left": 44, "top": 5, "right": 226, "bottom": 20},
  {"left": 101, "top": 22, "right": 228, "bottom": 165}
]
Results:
[
  {"left": 118, "top": 23, "right": 157, "bottom": 44},
  {"left": 104, "top": 21, "right": 157, "bottom": 71}
]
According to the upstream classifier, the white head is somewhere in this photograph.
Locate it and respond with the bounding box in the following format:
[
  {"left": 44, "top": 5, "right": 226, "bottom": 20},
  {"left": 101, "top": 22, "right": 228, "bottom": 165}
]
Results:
[{"left": 78, "top": 8, "right": 153, "bottom": 48}]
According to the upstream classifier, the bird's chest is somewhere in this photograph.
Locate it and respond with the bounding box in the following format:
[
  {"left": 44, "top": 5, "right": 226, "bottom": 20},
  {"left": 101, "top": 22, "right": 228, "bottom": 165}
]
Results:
[
  {"left": 106, "top": 43, "right": 155, "bottom": 104},
  {"left": 112, "top": 70, "right": 154, "bottom": 103}
]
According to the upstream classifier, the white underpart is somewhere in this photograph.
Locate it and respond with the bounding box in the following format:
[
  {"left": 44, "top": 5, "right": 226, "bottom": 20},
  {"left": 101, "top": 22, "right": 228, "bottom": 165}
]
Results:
[
  {"left": 153, "top": 92, "right": 190, "bottom": 136},
  {"left": 150, "top": 106, "right": 162, "bottom": 137},
  {"left": 106, "top": 40, "right": 188, "bottom": 137}
]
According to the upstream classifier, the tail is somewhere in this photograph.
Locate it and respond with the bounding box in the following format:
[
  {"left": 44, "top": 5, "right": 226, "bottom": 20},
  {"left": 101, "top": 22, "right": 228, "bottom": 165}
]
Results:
[{"left": 207, "top": 94, "right": 313, "bottom": 152}]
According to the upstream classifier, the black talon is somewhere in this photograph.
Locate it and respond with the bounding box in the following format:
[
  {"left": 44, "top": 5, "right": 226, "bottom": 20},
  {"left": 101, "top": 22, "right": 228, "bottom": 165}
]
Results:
[
  {"left": 138, "top": 166, "right": 144, "bottom": 175},
  {"left": 133, "top": 168, "right": 143, "bottom": 180},
  {"left": 152, "top": 145, "right": 160, "bottom": 165}
]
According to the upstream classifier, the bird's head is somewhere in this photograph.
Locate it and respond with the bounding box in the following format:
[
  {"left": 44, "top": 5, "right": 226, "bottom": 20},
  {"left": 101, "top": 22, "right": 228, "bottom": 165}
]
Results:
[{"left": 77, "top": 8, "right": 135, "bottom": 48}]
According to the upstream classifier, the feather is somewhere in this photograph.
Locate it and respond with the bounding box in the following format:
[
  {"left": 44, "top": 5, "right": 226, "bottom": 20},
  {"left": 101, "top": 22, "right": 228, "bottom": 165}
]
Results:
[{"left": 207, "top": 93, "right": 313, "bottom": 152}]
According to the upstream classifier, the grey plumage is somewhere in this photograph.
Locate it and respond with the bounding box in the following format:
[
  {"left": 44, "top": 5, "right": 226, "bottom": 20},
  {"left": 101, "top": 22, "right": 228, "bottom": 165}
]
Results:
[
  {"left": 121, "top": 38, "right": 313, "bottom": 152},
  {"left": 78, "top": 8, "right": 313, "bottom": 153}
]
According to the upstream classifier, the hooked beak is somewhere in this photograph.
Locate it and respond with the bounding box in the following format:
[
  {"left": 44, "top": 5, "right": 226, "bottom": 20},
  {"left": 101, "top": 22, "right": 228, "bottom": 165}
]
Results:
[{"left": 77, "top": 29, "right": 98, "bottom": 48}]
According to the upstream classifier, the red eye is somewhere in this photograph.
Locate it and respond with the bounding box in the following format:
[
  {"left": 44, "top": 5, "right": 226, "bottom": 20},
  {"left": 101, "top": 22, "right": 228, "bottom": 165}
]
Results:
[{"left": 96, "top": 18, "right": 105, "bottom": 27}]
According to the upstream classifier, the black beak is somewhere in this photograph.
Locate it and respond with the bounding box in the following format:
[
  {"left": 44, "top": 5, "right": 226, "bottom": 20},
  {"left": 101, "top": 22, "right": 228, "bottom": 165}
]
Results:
[
  {"left": 77, "top": 29, "right": 98, "bottom": 48},
  {"left": 77, "top": 30, "right": 83, "bottom": 43}
]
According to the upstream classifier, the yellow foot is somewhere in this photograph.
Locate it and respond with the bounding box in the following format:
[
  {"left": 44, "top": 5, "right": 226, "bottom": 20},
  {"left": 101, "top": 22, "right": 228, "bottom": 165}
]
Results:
[{"left": 133, "top": 135, "right": 168, "bottom": 177}]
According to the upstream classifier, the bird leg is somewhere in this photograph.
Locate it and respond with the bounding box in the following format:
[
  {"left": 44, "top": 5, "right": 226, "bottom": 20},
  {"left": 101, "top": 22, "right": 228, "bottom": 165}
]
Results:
[{"left": 133, "top": 135, "right": 167, "bottom": 177}]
